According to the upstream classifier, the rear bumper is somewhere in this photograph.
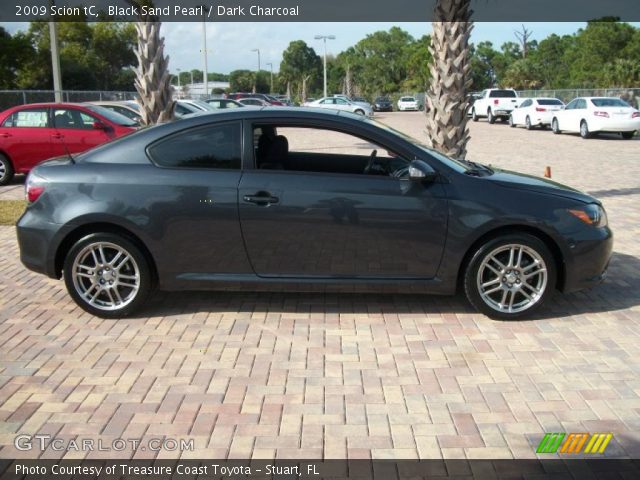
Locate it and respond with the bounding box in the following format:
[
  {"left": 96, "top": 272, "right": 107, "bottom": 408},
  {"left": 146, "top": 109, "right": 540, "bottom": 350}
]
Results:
[
  {"left": 16, "top": 210, "right": 65, "bottom": 279},
  {"left": 590, "top": 118, "right": 640, "bottom": 132},
  {"left": 561, "top": 226, "right": 613, "bottom": 293}
]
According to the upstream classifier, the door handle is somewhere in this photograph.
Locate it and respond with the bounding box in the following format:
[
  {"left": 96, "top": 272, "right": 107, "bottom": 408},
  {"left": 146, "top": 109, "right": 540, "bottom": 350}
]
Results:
[
  {"left": 51, "top": 133, "right": 64, "bottom": 139},
  {"left": 243, "top": 191, "right": 279, "bottom": 206},
  {"left": 0, "top": 133, "right": 11, "bottom": 138}
]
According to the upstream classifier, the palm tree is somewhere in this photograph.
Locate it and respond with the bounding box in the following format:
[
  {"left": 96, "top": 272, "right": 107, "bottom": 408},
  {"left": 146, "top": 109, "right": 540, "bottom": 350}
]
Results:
[
  {"left": 129, "top": 1, "right": 174, "bottom": 125},
  {"left": 425, "top": 0, "right": 473, "bottom": 159}
]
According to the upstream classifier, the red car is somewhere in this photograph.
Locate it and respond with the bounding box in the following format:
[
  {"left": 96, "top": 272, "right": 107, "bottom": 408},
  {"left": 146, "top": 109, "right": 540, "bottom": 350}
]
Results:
[{"left": 0, "top": 102, "right": 137, "bottom": 185}]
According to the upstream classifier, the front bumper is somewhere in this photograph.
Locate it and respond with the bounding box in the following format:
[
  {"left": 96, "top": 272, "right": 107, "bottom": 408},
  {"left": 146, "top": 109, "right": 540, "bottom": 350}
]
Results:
[{"left": 561, "top": 226, "right": 613, "bottom": 293}]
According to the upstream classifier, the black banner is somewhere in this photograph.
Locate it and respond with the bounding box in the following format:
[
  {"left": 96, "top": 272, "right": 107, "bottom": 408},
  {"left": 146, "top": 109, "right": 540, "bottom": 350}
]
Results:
[
  {"left": 4, "top": 0, "right": 640, "bottom": 23},
  {"left": 1, "top": 459, "right": 640, "bottom": 479}
]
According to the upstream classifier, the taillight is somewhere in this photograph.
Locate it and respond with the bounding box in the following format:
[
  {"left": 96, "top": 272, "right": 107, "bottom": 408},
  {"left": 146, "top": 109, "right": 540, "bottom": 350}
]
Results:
[
  {"left": 594, "top": 111, "right": 609, "bottom": 118},
  {"left": 25, "top": 172, "right": 47, "bottom": 203},
  {"left": 633, "top": 111, "right": 640, "bottom": 118},
  {"left": 535, "top": 107, "right": 546, "bottom": 112},
  {"left": 493, "top": 99, "right": 499, "bottom": 105}
]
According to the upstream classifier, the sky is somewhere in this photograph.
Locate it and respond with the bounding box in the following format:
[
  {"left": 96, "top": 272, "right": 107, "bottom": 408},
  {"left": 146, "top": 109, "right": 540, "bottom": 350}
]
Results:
[{"left": 2, "top": 21, "right": 639, "bottom": 75}]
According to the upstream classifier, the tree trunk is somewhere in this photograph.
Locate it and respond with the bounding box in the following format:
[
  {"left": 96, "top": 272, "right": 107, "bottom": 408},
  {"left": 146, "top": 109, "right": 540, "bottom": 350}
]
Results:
[
  {"left": 344, "top": 65, "right": 353, "bottom": 97},
  {"left": 132, "top": 20, "right": 174, "bottom": 125},
  {"left": 301, "top": 75, "right": 310, "bottom": 102},
  {"left": 425, "top": 1, "right": 473, "bottom": 159}
]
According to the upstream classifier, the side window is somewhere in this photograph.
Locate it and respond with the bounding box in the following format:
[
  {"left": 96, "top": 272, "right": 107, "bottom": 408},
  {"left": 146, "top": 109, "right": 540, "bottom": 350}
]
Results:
[
  {"left": 565, "top": 100, "right": 577, "bottom": 110},
  {"left": 520, "top": 100, "right": 532, "bottom": 108},
  {"left": 175, "top": 104, "right": 190, "bottom": 115},
  {"left": 2, "top": 109, "right": 49, "bottom": 128},
  {"left": 576, "top": 99, "right": 587, "bottom": 109},
  {"left": 53, "top": 109, "right": 97, "bottom": 129},
  {"left": 320, "top": 98, "right": 333, "bottom": 105},
  {"left": 335, "top": 98, "right": 349, "bottom": 105},
  {"left": 254, "top": 125, "right": 409, "bottom": 177},
  {"left": 148, "top": 122, "right": 241, "bottom": 170}
]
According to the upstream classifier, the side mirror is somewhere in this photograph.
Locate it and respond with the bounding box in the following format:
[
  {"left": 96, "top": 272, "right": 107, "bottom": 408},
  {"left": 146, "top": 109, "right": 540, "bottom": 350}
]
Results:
[
  {"left": 92, "top": 121, "right": 107, "bottom": 130},
  {"left": 409, "top": 160, "right": 437, "bottom": 183}
]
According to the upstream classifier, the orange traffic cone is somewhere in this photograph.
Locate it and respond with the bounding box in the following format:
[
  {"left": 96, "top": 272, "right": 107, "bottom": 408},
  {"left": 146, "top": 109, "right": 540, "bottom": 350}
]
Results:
[{"left": 544, "top": 166, "right": 552, "bottom": 178}]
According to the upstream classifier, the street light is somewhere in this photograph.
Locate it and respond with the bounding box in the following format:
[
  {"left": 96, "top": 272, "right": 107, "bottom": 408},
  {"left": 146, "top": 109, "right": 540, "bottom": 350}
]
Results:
[
  {"left": 176, "top": 68, "right": 181, "bottom": 89},
  {"left": 201, "top": 10, "right": 208, "bottom": 97},
  {"left": 251, "top": 49, "right": 261, "bottom": 93},
  {"left": 251, "top": 49, "right": 261, "bottom": 71},
  {"left": 266, "top": 62, "right": 273, "bottom": 94},
  {"left": 314, "top": 34, "right": 335, "bottom": 98}
]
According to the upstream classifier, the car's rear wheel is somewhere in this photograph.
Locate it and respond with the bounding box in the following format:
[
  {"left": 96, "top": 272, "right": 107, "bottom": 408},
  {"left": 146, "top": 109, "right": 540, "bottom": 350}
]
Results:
[
  {"left": 488, "top": 109, "right": 496, "bottom": 124},
  {"left": 621, "top": 131, "right": 634, "bottom": 140},
  {"left": 63, "top": 233, "right": 153, "bottom": 318},
  {"left": 551, "top": 118, "right": 561, "bottom": 134},
  {"left": 464, "top": 234, "right": 556, "bottom": 320},
  {"left": 0, "top": 154, "right": 15, "bottom": 186},
  {"left": 472, "top": 108, "right": 478, "bottom": 122},
  {"left": 525, "top": 116, "right": 532, "bottom": 130},
  {"left": 580, "top": 120, "right": 591, "bottom": 139}
]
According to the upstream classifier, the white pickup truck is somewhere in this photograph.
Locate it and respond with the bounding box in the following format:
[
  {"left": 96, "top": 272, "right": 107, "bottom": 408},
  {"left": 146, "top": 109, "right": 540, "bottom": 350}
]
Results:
[{"left": 471, "top": 88, "right": 519, "bottom": 124}]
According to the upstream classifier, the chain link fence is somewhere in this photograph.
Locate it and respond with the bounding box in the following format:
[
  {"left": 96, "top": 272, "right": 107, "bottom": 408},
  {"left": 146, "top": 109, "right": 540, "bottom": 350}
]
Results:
[{"left": 0, "top": 90, "right": 138, "bottom": 112}]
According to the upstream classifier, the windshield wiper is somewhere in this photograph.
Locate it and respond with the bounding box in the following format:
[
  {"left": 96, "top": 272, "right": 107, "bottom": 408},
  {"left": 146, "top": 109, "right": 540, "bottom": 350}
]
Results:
[{"left": 463, "top": 160, "right": 493, "bottom": 175}]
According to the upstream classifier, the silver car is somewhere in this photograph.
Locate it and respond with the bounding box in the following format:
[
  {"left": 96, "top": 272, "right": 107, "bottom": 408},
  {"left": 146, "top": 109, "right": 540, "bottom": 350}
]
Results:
[{"left": 305, "top": 97, "right": 373, "bottom": 117}]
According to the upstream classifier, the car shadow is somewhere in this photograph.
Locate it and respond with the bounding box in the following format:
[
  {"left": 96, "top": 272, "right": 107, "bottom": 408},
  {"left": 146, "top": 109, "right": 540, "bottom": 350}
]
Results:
[
  {"left": 134, "top": 251, "right": 639, "bottom": 321},
  {"left": 588, "top": 187, "right": 640, "bottom": 198}
]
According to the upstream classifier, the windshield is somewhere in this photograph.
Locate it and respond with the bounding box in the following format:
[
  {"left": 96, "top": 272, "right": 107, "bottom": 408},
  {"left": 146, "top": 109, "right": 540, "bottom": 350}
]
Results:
[
  {"left": 190, "top": 100, "right": 216, "bottom": 111},
  {"left": 537, "top": 99, "right": 564, "bottom": 106},
  {"left": 366, "top": 117, "right": 471, "bottom": 173},
  {"left": 401, "top": 97, "right": 415, "bottom": 102},
  {"left": 489, "top": 90, "right": 517, "bottom": 98},
  {"left": 590, "top": 98, "right": 630, "bottom": 108},
  {"left": 84, "top": 105, "right": 138, "bottom": 127}
]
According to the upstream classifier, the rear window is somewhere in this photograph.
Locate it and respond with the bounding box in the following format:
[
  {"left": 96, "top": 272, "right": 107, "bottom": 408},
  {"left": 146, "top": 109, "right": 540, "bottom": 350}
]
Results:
[
  {"left": 590, "top": 98, "right": 630, "bottom": 108},
  {"left": 148, "top": 123, "right": 241, "bottom": 170},
  {"left": 401, "top": 97, "right": 415, "bottom": 101},
  {"left": 537, "top": 99, "right": 564, "bottom": 106},
  {"left": 489, "top": 90, "right": 517, "bottom": 98}
]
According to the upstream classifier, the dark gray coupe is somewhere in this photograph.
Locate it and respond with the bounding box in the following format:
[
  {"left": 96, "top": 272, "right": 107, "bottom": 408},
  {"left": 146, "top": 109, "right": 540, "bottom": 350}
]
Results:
[{"left": 17, "top": 108, "right": 612, "bottom": 319}]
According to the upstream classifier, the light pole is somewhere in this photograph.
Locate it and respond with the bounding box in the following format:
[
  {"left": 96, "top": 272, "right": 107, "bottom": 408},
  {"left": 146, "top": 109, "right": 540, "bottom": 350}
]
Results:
[
  {"left": 201, "top": 15, "right": 208, "bottom": 97},
  {"left": 49, "top": 2, "right": 62, "bottom": 102},
  {"left": 177, "top": 68, "right": 181, "bottom": 89},
  {"left": 189, "top": 70, "right": 194, "bottom": 85},
  {"left": 314, "top": 35, "right": 335, "bottom": 98},
  {"left": 266, "top": 62, "right": 273, "bottom": 94},
  {"left": 251, "top": 49, "right": 261, "bottom": 93}
]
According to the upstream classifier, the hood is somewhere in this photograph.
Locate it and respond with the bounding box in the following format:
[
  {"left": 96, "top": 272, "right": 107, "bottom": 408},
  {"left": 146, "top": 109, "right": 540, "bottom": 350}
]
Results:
[{"left": 489, "top": 168, "right": 598, "bottom": 204}]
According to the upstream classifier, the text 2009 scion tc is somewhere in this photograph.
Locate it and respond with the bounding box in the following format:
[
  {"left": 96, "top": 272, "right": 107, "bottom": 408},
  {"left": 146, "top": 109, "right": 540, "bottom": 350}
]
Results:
[{"left": 17, "top": 108, "right": 612, "bottom": 320}]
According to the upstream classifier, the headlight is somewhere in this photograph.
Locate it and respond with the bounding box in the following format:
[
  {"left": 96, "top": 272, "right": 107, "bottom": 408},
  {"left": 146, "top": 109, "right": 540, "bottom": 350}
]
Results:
[{"left": 568, "top": 204, "right": 607, "bottom": 227}]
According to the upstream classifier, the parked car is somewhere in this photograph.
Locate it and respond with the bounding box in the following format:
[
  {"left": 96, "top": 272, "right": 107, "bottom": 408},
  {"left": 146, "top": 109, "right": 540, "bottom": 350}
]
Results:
[
  {"left": 334, "top": 94, "right": 372, "bottom": 110},
  {"left": 205, "top": 98, "right": 245, "bottom": 109},
  {"left": 397, "top": 96, "right": 419, "bottom": 112},
  {"left": 551, "top": 97, "right": 640, "bottom": 139},
  {"left": 238, "top": 98, "right": 270, "bottom": 107},
  {"left": 227, "top": 93, "right": 285, "bottom": 106},
  {"left": 174, "top": 100, "right": 216, "bottom": 118},
  {"left": 373, "top": 96, "right": 393, "bottom": 112},
  {"left": 466, "top": 93, "right": 483, "bottom": 117},
  {"left": 305, "top": 97, "right": 373, "bottom": 117},
  {"left": 0, "top": 102, "right": 136, "bottom": 185},
  {"left": 17, "top": 108, "right": 612, "bottom": 320},
  {"left": 471, "top": 89, "right": 519, "bottom": 123},
  {"left": 509, "top": 98, "right": 565, "bottom": 130},
  {"left": 87, "top": 101, "right": 142, "bottom": 124}
]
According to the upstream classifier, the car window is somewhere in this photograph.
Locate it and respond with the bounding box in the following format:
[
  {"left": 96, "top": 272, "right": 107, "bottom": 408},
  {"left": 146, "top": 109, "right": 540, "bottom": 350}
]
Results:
[
  {"left": 253, "top": 124, "right": 409, "bottom": 177},
  {"left": 565, "top": 99, "right": 578, "bottom": 110},
  {"left": 590, "top": 98, "right": 630, "bottom": 108},
  {"left": 537, "top": 99, "right": 564, "bottom": 106},
  {"left": 520, "top": 99, "right": 532, "bottom": 108},
  {"left": 175, "top": 103, "right": 192, "bottom": 115},
  {"left": 319, "top": 99, "right": 332, "bottom": 105},
  {"left": 53, "top": 108, "right": 98, "bottom": 130},
  {"left": 148, "top": 122, "right": 241, "bottom": 170},
  {"left": 335, "top": 98, "right": 349, "bottom": 105},
  {"left": 489, "top": 90, "right": 517, "bottom": 98},
  {"left": 2, "top": 108, "right": 49, "bottom": 128},
  {"left": 84, "top": 104, "right": 138, "bottom": 126},
  {"left": 576, "top": 99, "right": 587, "bottom": 109}
]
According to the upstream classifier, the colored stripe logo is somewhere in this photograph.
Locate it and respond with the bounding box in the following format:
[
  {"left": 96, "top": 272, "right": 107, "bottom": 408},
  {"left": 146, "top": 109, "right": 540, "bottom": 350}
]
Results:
[{"left": 536, "top": 433, "right": 612, "bottom": 454}]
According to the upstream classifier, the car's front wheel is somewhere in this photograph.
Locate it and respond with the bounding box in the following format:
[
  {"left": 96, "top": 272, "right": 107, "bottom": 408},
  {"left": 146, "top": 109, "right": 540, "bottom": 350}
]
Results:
[
  {"left": 551, "top": 118, "right": 561, "bottom": 134},
  {"left": 63, "top": 233, "right": 153, "bottom": 318},
  {"left": 525, "top": 116, "right": 532, "bottom": 130},
  {"left": 0, "top": 154, "right": 15, "bottom": 186},
  {"left": 508, "top": 115, "right": 516, "bottom": 128},
  {"left": 354, "top": 109, "right": 365, "bottom": 116},
  {"left": 472, "top": 108, "right": 478, "bottom": 122},
  {"left": 464, "top": 234, "right": 556, "bottom": 320}
]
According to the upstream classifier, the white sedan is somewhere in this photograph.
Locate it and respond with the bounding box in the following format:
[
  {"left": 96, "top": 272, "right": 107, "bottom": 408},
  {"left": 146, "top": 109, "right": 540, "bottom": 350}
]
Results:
[
  {"left": 551, "top": 97, "right": 640, "bottom": 139},
  {"left": 397, "top": 96, "right": 419, "bottom": 111},
  {"left": 509, "top": 98, "right": 564, "bottom": 129},
  {"left": 305, "top": 97, "right": 373, "bottom": 117}
]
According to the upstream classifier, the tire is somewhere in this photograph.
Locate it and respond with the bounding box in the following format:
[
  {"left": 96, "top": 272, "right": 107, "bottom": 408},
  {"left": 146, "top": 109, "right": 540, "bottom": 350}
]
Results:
[
  {"left": 488, "top": 109, "right": 496, "bottom": 124},
  {"left": 354, "top": 109, "right": 365, "bottom": 116},
  {"left": 0, "top": 154, "right": 15, "bottom": 186},
  {"left": 63, "top": 232, "right": 153, "bottom": 318},
  {"left": 621, "top": 131, "right": 634, "bottom": 140},
  {"left": 580, "top": 120, "right": 591, "bottom": 139},
  {"left": 464, "top": 233, "right": 556, "bottom": 320},
  {"left": 508, "top": 115, "right": 516, "bottom": 128},
  {"left": 552, "top": 118, "right": 561, "bottom": 134},
  {"left": 472, "top": 108, "right": 478, "bottom": 122},
  {"left": 525, "top": 116, "right": 532, "bottom": 130}
]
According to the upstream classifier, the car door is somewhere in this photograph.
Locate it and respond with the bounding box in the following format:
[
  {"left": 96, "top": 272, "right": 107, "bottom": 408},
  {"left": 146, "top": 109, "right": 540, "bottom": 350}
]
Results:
[
  {"left": 0, "top": 107, "right": 55, "bottom": 173},
  {"left": 558, "top": 99, "right": 577, "bottom": 130},
  {"left": 51, "top": 107, "right": 114, "bottom": 157},
  {"left": 238, "top": 119, "right": 449, "bottom": 279},
  {"left": 572, "top": 99, "right": 588, "bottom": 131},
  {"left": 333, "top": 98, "right": 353, "bottom": 112},
  {"left": 513, "top": 99, "right": 530, "bottom": 124}
]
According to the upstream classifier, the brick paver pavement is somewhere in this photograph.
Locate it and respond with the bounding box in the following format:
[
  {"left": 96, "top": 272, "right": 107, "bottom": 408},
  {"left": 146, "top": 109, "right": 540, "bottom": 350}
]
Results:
[{"left": 0, "top": 115, "right": 639, "bottom": 460}]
